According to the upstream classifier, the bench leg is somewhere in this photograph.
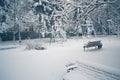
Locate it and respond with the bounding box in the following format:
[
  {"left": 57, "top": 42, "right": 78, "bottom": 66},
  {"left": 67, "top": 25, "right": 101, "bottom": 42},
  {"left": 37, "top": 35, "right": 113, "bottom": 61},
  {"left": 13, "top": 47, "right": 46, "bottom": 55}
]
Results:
[
  {"left": 84, "top": 48, "right": 85, "bottom": 51},
  {"left": 95, "top": 46, "right": 97, "bottom": 49}
]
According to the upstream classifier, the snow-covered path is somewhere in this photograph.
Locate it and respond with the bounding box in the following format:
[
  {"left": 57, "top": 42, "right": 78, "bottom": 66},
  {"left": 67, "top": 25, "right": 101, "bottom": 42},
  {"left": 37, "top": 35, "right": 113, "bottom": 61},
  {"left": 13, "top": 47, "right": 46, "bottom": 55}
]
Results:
[
  {"left": 76, "top": 61, "right": 120, "bottom": 80},
  {"left": 0, "top": 36, "right": 120, "bottom": 80}
]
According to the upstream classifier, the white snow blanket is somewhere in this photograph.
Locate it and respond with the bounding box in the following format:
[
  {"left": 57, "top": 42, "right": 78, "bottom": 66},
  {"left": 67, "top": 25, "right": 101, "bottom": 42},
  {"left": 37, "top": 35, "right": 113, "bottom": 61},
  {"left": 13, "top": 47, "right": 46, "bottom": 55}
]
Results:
[{"left": 0, "top": 36, "right": 120, "bottom": 80}]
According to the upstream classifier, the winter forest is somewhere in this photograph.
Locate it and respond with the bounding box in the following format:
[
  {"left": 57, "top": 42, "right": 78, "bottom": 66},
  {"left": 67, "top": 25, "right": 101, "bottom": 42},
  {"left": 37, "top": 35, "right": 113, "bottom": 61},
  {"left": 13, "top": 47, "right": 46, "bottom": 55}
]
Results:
[
  {"left": 0, "top": 0, "right": 120, "bottom": 42},
  {"left": 0, "top": 0, "right": 120, "bottom": 80}
]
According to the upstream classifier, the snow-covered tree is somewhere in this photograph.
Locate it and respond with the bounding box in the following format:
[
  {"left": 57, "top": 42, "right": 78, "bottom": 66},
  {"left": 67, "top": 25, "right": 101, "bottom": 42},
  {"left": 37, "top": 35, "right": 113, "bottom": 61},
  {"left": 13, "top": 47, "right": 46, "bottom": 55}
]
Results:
[{"left": 4, "top": 0, "right": 33, "bottom": 42}]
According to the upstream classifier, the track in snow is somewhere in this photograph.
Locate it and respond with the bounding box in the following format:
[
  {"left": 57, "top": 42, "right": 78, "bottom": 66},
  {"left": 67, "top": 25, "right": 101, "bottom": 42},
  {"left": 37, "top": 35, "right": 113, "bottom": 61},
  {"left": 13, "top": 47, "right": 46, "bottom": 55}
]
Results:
[{"left": 74, "top": 61, "right": 120, "bottom": 80}]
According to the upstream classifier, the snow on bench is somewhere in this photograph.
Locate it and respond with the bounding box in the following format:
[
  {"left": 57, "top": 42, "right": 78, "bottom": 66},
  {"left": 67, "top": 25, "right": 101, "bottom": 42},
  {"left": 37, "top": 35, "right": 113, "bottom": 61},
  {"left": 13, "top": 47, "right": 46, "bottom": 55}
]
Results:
[{"left": 66, "top": 63, "right": 78, "bottom": 73}]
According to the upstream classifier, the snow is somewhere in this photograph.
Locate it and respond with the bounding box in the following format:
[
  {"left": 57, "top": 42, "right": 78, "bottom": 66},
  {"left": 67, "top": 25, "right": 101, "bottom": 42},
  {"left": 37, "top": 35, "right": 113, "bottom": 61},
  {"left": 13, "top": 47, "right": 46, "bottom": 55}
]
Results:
[
  {"left": 63, "top": 60, "right": 120, "bottom": 80},
  {"left": 76, "top": 60, "right": 120, "bottom": 76},
  {"left": 63, "top": 70, "right": 90, "bottom": 80},
  {"left": 0, "top": 36, "right": 120, "bottom": 80}
]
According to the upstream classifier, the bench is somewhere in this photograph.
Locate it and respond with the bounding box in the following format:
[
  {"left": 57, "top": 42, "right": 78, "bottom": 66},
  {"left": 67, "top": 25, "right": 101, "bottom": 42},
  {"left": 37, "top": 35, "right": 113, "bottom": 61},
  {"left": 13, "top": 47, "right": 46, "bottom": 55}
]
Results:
[
  {"left": 83, "top": 40, "right": 102, "bottom": 50},
  {"left": 66, "top": 63, "right": 78, "bottom": 73}
]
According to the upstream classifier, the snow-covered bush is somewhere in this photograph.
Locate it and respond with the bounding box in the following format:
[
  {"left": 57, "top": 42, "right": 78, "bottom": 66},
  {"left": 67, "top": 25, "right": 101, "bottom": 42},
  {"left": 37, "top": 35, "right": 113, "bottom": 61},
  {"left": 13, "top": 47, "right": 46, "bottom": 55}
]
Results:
[{"left": 25, "top": 39, "right": 46, "bottom": 50}]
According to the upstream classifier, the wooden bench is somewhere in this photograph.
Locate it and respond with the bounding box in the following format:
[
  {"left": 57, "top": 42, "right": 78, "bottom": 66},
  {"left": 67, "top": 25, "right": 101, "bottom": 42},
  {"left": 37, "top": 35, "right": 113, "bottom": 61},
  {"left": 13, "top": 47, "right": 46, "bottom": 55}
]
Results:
[{"left": 83, "top": 40, "right": 102, "bottom": 50}]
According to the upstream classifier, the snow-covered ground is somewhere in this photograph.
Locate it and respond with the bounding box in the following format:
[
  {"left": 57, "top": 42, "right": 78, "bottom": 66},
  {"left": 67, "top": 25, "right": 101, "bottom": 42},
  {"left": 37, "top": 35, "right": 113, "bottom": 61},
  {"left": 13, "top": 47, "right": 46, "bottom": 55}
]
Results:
[{"left": 0, "top": 36, "right": 120, "bottom": 80}]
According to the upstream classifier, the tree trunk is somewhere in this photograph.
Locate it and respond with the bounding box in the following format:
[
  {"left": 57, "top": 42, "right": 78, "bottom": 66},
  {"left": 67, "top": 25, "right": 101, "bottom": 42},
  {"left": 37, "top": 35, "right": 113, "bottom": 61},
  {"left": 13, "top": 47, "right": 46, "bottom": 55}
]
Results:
[
  {"left": 38, "top": 28, "right": 41, "bottom": 40},
  {"left": 13, "top": 31, "right": 15, "bottom": 41},
  {"left": 18, "top": 31, "right": 21, "bottom": 43},
  {"left": 0, "top": 35, "right": 2, "bottom": 42},
  {"left": 0, "top": 23, "right": 2, "bottom": 42},
  {"left": 118, "top": 25, "right": 120, "bottom": 37},
  {"left": 18, "top": 26, "right": 21, "bottom": 43}
]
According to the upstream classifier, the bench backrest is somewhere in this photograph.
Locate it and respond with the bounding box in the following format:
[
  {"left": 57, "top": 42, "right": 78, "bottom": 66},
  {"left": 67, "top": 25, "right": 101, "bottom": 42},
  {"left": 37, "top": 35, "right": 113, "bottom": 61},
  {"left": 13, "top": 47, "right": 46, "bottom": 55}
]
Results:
[{"left": 87, "top": 40, "right": 101, "bottom": 47}]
